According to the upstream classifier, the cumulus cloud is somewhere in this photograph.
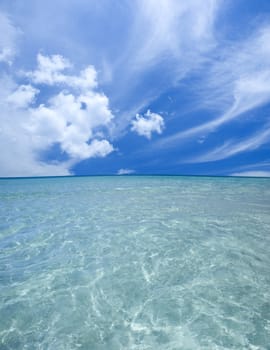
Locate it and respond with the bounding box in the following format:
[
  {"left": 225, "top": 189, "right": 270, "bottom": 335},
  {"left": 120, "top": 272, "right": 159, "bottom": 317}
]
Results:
[
  {"left": 27, "top": 53, "right": 97, "bottom": 90},
  {"left": 0, "top": 2, "right": 221, "bottom": 145},
  {"left": 0, "top": 54, "right": 114, "bottom": 177},
  {"left": 7, "top": 85, "right": 39, "bottom": 108},
  {"left": 117, "top": 168, "right": 135, "bottom": 175},
  {"left": 28, "top": 89, "right": 114, "bottom": 158},
  {"left": 0, "top": 84, "right": 72, "bottom": 177},
  {"left": 131, "top": 110, "right": 164, "bottom": 139},
  {"left": 0, "top": 12, "right": 19, "bottom": 64}
]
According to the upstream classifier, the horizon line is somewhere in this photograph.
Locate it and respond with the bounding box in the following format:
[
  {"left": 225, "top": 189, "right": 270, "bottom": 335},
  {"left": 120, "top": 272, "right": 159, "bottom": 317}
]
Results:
[{"left": 0, "top": 174, "right": 270, "bottom": 180}]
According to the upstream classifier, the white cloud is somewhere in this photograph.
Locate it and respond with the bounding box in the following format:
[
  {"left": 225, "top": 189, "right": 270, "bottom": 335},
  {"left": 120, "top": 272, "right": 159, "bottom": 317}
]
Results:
[
  {"left": 0, "top": 85, "right": 73, "bottom": 177},
  {"left": 227, "top": 161, "right": 270, "bottom": 178},
  {"left": 0, "top": 2, "right": 222, "bottom": 143},
  {"left": 117, "top": 168, "right": 135, "bottom": 175},
  {"left": 7, "top": 85, "right": 39, "bottom": 108},
  {"left": 131, "top": 110, "right": 164, "bottom": 139},
  {"left": 154, "top": 25, "right": 270, "bottom": 151},
  {"left": 27, "top": 53, "right": 97, "bottom": 91},
  {"left": 60, "top": 138, "right": 113, "bottom": 160},
  {"left": 28, "top": 53, "right": 71, "bottom": 85},
  {"left": 231, "top": 171, "right": 270, "bottom": 178},
  {"left": 187, "top": 126, "right": 270, "bottom": 163},
  {"left": 126, "top": 0, "right": 218, "bottom": 71},
  {"left": 0, "top": 12, "right": 19, "bottom": 64},
  {"left": 104, "top": 0, "right": 220, "bottom": 136},
  {"left": 28, "top": 89, "right": 114, "bottom": 158},
  {"left": 0, "top": 54, "right": 114, "bottom": 177}
]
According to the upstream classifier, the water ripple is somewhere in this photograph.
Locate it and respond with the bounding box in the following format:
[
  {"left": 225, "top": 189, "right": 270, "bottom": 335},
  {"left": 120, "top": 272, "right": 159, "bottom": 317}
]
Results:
[{"left": 0, "top": 176, "right": 270, "bottom": 349}]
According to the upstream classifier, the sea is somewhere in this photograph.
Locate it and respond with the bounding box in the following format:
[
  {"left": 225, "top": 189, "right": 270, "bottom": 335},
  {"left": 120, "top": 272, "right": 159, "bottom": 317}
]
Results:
[{"left": 0, "top": 176, "right": 270, "bottom": 350}]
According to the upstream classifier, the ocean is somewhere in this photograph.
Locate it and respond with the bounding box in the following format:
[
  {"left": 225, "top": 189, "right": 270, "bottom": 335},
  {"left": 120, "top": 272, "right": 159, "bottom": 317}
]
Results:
[{"left": 0, "top": 176, "right": 270, "bottom": 349}]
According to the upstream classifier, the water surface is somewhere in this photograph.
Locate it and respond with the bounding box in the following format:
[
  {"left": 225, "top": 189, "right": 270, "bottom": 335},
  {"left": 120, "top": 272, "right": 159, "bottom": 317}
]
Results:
[{"left": 0, "top": 176, "right": 270, "bottom": 349}]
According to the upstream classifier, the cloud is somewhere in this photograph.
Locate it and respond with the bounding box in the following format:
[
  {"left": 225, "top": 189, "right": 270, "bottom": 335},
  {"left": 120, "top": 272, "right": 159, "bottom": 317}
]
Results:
[
  {"left": 0, "top": 54, "right": 114, "bottom": 177},
  {"left": 153, "top": 25, "right": 270, "bottom": 151},
  {"left": 131, "top": 110, "right": 164, "bottom": 139},
  {"left": 28, "top": 89, "right": 114, "bottom": 158},
  {"left": 117, "top": 168, "right": 135, "bottom": 175},
  {"left": 227, "top": 161, "right": 270, "bottom": 178},
  {"left": 0, "top": 12, "right": 19, "bottom": 64},
  {"left": 231, "top": 171, "right": 270, "bottom": 177},
  {"left": 103, "top": 0, "right": 220, "bottom": 135},
  {"left": 128, "top": 0, "right": 218, "bottom": 70},
  {"left": 2, "top": 2, "right": 270, "bottom": 177},
  {"left": 187, "top": 126, "right": 270, "bottom": 163},
  {"left": 7, "top": 85, "right": 39, "bottom": 108},
  {"left": 0, "top": 84, "right": 72, "bottom": 177},
  {"left": 27, "top": 53, "right": 97, "bottom": 90},
  {"left": 0, "top": 2, "right": 221, "bottom": 142}
]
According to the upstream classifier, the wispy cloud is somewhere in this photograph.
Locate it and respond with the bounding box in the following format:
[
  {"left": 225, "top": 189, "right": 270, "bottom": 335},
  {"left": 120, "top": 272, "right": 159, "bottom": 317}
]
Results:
[
  {"left": 127, "top": 0, "right": 218, "bottom": 70},
  {"left": 1, "top": 3, "right": 270, "bottom": 176},
  {"left": 108, "top": 0, "right": 220, "bottom": 133},
  {"left": 154, "top": 25, "right": 270, "bottom": 151},
  {"left": 0, "top": 12, "right": 20, "bottom": 64},
  {"left": 231, "top": 171, "right": 270, "bottom": 177},
  {"left": 226, "top": 160, "right": 270, "bottom": 178},
  {"left": 0, "top": 2, "right": 221, "bottom": 138},
  {"left": 187, "top": 126, "right": 270, "bottom": 163}
]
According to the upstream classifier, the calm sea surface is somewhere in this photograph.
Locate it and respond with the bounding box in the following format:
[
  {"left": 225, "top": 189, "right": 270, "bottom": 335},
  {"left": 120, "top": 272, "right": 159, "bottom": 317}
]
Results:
[{"left": 0, "top": 176, "right": 270, "bottom": 349}]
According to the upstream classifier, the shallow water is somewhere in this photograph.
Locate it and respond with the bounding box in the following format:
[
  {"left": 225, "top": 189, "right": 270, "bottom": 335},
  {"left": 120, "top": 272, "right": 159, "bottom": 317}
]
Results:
[{"left": 0, "top": 176, "right": 270, "bottom": 349}]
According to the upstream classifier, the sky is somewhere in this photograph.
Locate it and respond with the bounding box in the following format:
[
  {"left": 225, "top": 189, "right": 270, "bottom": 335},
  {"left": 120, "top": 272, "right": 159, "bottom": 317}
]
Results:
[{"left": 0, "top": 0, "right": 270, "bottom": 177}]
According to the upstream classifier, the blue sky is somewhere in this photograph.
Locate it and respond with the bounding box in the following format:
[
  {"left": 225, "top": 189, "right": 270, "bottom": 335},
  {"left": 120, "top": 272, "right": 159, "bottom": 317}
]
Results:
[{"left": 0, "top": 0, "right": 270, "bottom": 177}]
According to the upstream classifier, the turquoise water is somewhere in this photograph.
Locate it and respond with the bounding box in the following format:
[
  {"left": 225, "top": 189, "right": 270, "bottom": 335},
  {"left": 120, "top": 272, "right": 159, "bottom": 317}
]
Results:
[{"left": 0, "top": 176, "right": 270, "bottom": 350}]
